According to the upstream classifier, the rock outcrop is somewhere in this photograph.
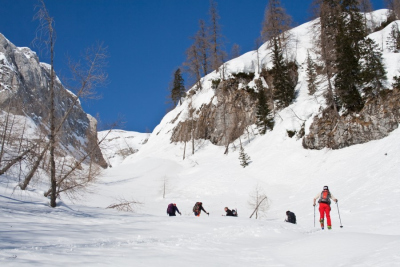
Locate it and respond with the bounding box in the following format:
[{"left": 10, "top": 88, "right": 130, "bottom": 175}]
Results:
[
  {"left": 0, "top": 33, "right": 107, "bottom": 167},
  {"left": 171, "top": 77, "right": 259, "bottom": 146},
  {"left": 303, "top": 89, "right": 400, "bottom": 149}
]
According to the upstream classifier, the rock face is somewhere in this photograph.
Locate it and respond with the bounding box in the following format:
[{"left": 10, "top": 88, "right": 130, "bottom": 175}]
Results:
[
  {"left": 171, "top": 77, "right": 259, "bottom": 146},
  {"left": 303, "top": 89, "right": 400, "bottom": 149},
  {"left": 0, "top": 33, "right": 107, "bottom": 168}
]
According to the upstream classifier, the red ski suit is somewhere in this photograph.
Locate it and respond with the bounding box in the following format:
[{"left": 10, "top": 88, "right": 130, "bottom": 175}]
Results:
[{"left": 319, "top": 203, "right": 331, "bottom": 226}]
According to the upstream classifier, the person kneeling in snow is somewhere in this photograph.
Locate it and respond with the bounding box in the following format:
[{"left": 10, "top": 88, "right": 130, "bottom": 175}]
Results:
[
  {"left": 224, "top": 207, "right": 237, "bottom": 217},
  {"left": 313, "top": 186, "right": 338, "bottom": 230},
  {"left": 167, "top": 203, "right": 181, "bottom": 216},
  {"left": 193, "top": 202, "right": 209, "bottom": 217},
  {"left": 285, "top": 210, "right": 296, "bottom": 224}
]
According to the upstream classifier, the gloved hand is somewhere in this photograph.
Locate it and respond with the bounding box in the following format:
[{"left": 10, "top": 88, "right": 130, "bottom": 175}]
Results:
[
  {"left": 313, "top": 203, "right": 316, "bottom": 206},
  {"left": 179, "top": 212, "right": 182, "bottom": 215},
  {"left": 335, "top": 199, "right": 338, "bottom": 203}
]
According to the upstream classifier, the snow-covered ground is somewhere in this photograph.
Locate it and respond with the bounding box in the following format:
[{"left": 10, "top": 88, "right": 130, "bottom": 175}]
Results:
[
  {"left": 1, "top": 9, "right": 400, "bottom": 266},
  {"left": 1, "top": 126, "right": 399, "bottom": 266}
]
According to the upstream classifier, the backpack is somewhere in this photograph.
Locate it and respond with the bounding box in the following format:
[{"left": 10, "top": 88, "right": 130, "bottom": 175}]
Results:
[
  {"left": 167, "top": 203, "right": 174, "bottom": 214},
  {"left": 193, "top": 202, "right": 200, "bottom": 212},
  {"left": 232, "top": 209, "right": 238, "bottom": 217},
  {"left": 318, "top": 191, "right": 331, "bottom": 204},
  {"left": 287, "top": 212, "right": 296, "bottom": 224}
]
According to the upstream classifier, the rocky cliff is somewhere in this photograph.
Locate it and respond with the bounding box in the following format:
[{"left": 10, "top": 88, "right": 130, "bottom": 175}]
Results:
[
  {"left": 0, "top": 33, "right": 107, "bottom": 168},
  {"left": 171, "top": 76, "right": 259, "bottom": 146},
  {"left": 303, "top": 89, "right": 400, "bottom": 149}
]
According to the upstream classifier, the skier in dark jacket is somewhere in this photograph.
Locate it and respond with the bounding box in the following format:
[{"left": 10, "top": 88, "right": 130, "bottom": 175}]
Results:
[
  {"left": 167, "top": 203, "right": 181, "bottom": 216},
  {"left": 193, "top": 202, "right": 209, "bottom": 217},
  {"left": 285, "top": 210, "right": 296, "bottom": 224},
  {"left": 224, "top": 207, "right": 234, "bottom": 216}
]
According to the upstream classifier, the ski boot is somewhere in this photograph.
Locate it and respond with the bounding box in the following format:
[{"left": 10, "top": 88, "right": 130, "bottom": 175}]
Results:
[
  {"left": 320, "top": 219, "right": 324, "bottom": 230},
  {"left": 327, "top": 226, "right": 332, "bottom": 230}
]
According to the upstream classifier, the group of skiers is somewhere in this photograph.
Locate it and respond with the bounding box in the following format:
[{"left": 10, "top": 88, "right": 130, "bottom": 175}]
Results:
[
  {"left": 166, "top": 202, "right": 237, "bottom": 217},
  {"left": 167, "top": 186, "right": 339, "bottom": 230}
]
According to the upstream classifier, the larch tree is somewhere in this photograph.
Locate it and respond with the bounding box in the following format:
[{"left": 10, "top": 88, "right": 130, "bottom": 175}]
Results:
[
  {"left": 184, "top": 44, "right": 202, "bottom": 90},
  {"left": 261, "top": 0, "right": 292, "bottom": 51},
  {"left": 208, "top": 0, "right": 225, "bottom": 73},
  {"left": 18, "top": 0, "right": 110, "bottom": 208},
  {"left": 358, "top": 0, "right": 373, "bottom": 32},
  {"left": 230, "top": 43, "right": 241, "bottom": 59},
  {"left": 312, "top": 0, "right": 341, "bottom": 114},
  {"left": 386, "top": 0, "right": 400, "bottom": 19},
  {"left": 195, "top": 19, "right": 210, "bottom": 76}
]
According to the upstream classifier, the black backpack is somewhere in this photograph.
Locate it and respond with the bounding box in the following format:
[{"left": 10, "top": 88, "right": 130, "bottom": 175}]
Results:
[
  {"left": 287, "top": 212, "right": 296, "bottom": 224},
  {"left": 232, "top": 209, "right": 238, "bottom": 217}
]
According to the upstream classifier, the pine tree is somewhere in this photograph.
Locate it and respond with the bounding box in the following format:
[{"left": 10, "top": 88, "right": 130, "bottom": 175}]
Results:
[
  {"left": 306, "top": 51, "right": 318, "bottom": 95},
  {"left": 392, "top": 75, "right": 400, "bottom": 89},
  {"left": 359, "top": 38, "right": 387, "bottom": 98},
  {"left": 255, "top": 79, "right": 274, "bottom": 134},
  {"left": 334, "top": 0, "right": 366, "bottom": 112},
  {"left": 170, "top": 68, "right": 185, "bottom": 106},
  {"left": 239, "top": 146, "right": 251, "bottom": 168},
  {"left": 386, "top": 22, "right": 400, "bottom": 53},
  {"left": 271, "top": 37, "right": 295, "bottom": 108}
]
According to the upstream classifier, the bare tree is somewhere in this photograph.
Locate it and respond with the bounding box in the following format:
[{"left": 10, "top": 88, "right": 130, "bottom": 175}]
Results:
[
  {"left": 248, "top": 185, "right": 269, "bottom": 219},
  {"left": 17, "top": 1, "right": 109, "bottom": 208},
  {"left": 195, "top": 19, "right": 210, "bottom": 76},
  {"left": 161, "top": 176, "right": 168, "bottom": 199},
  {"left": 254, "top": 38, "right": 263, "bottom": 74},
  {"left": 209, "top": 0, "right": 225, "bottom": 73},
  {"left": 386, "top": 0, "right": 400, "bottom": 19},
  {"left": 358, "top": 0, "right": 373, "bottom": 32},
  {"left": 184, "top": 44, "right": 202, "bottom": 90},
  {"left": 312, "top": 0, "right": 340, "bottom": 116},
  {"left": 230, "top": 43, "right": 241, "bottom": 59},
  {"left": 261, "top": 0, "right": 292, "bottom": 52},
  {"left": 107, "top": 197, "right": 143, "bottom": 212}
]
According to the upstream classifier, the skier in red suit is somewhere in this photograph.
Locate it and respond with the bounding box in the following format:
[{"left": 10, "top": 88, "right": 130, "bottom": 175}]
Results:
[{"left": 313, "top": 186, "right": 338, "bottom": 230}]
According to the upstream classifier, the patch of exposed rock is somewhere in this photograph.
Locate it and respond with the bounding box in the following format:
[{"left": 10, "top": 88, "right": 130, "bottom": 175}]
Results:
[
  {"left": 171, "top": 77, "right": 259, "bottom": 146},
  {"left": 303, "top": 89, "right": 400, "bottom": 149},
  {"left": 0, "top": 33, "right": 107, "bottom": 167}
]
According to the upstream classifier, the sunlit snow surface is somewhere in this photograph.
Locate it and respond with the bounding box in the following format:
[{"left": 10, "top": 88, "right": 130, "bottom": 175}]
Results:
[{"left": 1, "top": 9, "right": 400, "bottom": 266}]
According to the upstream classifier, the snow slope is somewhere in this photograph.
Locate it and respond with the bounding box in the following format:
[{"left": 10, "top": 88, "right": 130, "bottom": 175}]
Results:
[
  {"left": 1, "top": 9, "right": 400, "bottom": 266},
  {"left": 98, "top": 130, "right": 150, "bottom": 167}
]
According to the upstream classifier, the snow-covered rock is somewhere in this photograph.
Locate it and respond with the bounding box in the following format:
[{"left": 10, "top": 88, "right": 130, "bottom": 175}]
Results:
[
  {"left": 98, "top": 130, "right": 150, "bottom": 167},
  {"left": 0, "top": 33, "right": 106, "bottom": 167}
]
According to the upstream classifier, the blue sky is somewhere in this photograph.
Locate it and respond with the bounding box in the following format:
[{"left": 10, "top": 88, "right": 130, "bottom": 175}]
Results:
[{"left": 0, "top": 0, "right": 386, "bottom": 132}]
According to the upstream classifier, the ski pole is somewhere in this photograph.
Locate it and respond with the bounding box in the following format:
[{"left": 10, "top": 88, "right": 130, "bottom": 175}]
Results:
[
  {"left": 314, "top": 205, "right": 315, "bottom": 227},
  {"left": 336, "top": 201, "right": 343, "bottom": 228}
]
